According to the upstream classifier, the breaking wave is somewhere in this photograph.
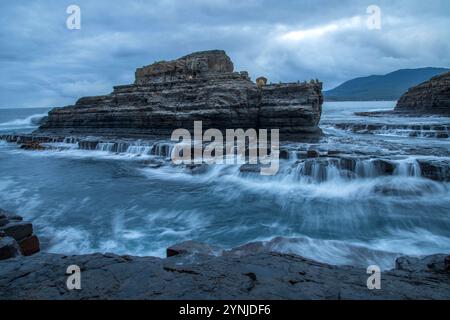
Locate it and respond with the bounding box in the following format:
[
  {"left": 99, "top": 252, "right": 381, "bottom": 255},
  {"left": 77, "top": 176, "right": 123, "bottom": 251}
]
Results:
[{"left": 0, "top": 113, "right": 47, "bottom": 129}]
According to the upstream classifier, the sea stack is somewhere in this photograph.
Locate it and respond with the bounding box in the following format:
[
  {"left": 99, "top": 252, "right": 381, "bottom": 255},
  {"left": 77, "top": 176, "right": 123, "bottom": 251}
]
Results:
[
  {"left": 395, "top": 70, "right": 450, "bottom": 115},
  {"left": 36, "top": 50, "right": 323, "bottom": 140}
]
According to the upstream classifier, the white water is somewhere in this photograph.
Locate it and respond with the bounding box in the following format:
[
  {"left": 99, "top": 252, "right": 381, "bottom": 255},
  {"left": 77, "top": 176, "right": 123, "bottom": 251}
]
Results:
[
  {"left": 0, "top": 112, "right": 47, "bottom": 130},
  {"left": 0, "top": 103, "right": 449, "bottom": 270}
]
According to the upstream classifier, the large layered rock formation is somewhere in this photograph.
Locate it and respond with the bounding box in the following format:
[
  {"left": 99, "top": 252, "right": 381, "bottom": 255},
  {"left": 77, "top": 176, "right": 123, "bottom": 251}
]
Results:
[
  {"left": 37, "top": 50, "right": 323, "bottom": 140},
  {"left": 395, "top": 71, "right": 450, "bottom": 115}
]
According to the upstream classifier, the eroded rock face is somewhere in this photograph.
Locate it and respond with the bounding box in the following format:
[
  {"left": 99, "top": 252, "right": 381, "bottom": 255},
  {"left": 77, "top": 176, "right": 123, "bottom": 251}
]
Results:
[
  {"left": 395, "top": 71, "right": 450, "bottom": 115},
  {"left": 36, "top": 50, "right": 323, "bottom": 141},
  {"left": 135, "top": 50, "right": 234, "bottom": 84}
]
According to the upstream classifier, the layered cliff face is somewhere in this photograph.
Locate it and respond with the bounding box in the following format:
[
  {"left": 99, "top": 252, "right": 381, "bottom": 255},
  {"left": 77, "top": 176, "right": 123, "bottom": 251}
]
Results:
[
  {"left": 395, "top": 71, "right": 450, "bottom": 115},
  {"left": 37, "top": 50, "right": 323, "bottom": 140}
]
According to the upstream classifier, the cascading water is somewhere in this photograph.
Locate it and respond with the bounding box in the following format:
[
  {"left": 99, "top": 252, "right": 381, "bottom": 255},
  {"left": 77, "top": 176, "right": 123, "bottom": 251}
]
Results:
[{"left": 1, "top": 102, "right": 449, "bottom": 270}]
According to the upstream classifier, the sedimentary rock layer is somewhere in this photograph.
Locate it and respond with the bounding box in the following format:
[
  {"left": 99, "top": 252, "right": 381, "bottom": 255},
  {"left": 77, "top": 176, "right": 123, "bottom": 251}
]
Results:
[
  {"left": 395, "top": 71, "right": 450, "bottom": 115},
  {"left": 36, "top": 50, "right": 323, "bottom": 140}
]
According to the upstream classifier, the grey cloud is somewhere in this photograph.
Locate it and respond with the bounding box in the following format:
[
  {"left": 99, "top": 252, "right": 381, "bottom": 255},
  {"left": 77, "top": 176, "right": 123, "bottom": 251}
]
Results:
[{"left": 0, "top": 0, "right": 449, "bottom": 108}]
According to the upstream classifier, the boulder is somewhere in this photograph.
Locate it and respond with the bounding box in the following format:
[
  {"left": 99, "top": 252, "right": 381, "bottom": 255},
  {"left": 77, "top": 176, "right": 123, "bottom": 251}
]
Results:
[
  {"left": 395, "top": 254, "right": 448, "bottom": 273},
  {"left": 20, "top": 141, "right": 46, "bottom": 150},
  {"left": 0, "top": 218, "right": 9, "bottom": 227},
  {"left": 18, "top": 235, "right": 40, "bottom": 256},
  {"left": 0, "top": 237, "right": 20, "bottom": 260},
  {"left": 0, "top": 221, "right": 33, "bottom": 242},
  {"left": 307, "top": 150, "right": 320, "bottom": 158},
  {"left": 239, "top": 164, "right": 262, "bottom": 173},
  {"left": 166, "top": 241, "right": 222, "bottom": 257}
]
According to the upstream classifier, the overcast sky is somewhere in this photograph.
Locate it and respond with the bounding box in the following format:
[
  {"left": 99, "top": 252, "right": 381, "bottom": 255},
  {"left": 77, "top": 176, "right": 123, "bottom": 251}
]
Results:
[{"left": 1, "top": 0, "right": 449, "bottom": 108}]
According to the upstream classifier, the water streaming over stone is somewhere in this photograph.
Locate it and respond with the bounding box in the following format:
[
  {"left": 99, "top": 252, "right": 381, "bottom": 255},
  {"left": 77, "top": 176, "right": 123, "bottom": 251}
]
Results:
[{"left": 0, "top": 102, "right": 449, "bottom": 269}]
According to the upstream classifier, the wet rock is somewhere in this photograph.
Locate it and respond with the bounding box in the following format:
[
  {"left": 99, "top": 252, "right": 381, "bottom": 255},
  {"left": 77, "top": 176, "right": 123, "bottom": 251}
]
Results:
[
  {"left": 239, "top": 164, "right": 262, "bottom": 173},
  {"left": 0, "top": 242, "right": 449, "bottom": 300},
  {"left": 166, "top": 241, "right": 221, "bottom": 257},
  {"left": 279, "top": 149, "right": 290, "bottom": 160},
  {"left": 395, "top": 254, "right": 448, "bottom": 273},
  {"left": 77, "top": 140, "right": 99, "bottom": 150},
  {"left": 0, "top": 222, "right": 33, "bottom": 241},
  {"left": 6, "top": 214, "right": 23, "bottom": 221},
  {"left": 20, "top": 141, "right": 46, "bottom": 150},
  {"left": 372, "top": 159, "right": 395, "bottom": 175},
  {"left": 185, "top": 164, "right": 208, "bottom": 175},
  {"left": 307, "top": 150, "right": 320, "bottom": 158},
  {"left": 0, "top": 218, "right": 9, "bottom": 227},
  {"left": 0, "top": 237, "right": 20, "bottom": 261},
  {"left": 18, "top": 235, "right": 40, "bottom": 256},
  {"left": 339, "top": 157, "right": 356, "bottom": 172},
  {"left": 418, "top": 159, "right": 450, "bottom": 182},
  {"left": 327, "top": 150, "right": 340, "bottom": 156},
  {"left": 143, "top": 159, "right": 164, "bottom": 169}
]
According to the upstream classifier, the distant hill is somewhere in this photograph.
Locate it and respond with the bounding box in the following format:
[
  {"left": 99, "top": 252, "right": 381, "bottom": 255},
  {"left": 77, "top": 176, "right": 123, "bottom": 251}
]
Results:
[{"left": 324, "top": 67, "right": 449, "bottom": 101}]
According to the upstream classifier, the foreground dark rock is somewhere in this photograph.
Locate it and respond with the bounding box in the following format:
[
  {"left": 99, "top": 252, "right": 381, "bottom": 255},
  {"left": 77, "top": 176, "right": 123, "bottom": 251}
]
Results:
[
  {"left": 395, "top": 71, "right": 450, "bottom": 115},
  {"left": 36, "top": 50, "right": 323, "bottom": 141},
  {"left": 0, "top": 239, "right": 449, "bottom": 300}
]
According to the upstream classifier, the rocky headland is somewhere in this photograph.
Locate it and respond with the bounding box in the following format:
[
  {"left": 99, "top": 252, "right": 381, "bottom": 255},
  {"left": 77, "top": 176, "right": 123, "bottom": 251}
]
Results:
[
  {"left": 395, "top": 70, "right": 450, "bottom": 115},
  {"left": 1, "top": 218, "right": 449, "bottom": 300},
  {"left": 35, "top": 50, "right": 323, "bottom": 141},
  {"left": 355, "top": 70, "right": 450, "bottom": 117}
]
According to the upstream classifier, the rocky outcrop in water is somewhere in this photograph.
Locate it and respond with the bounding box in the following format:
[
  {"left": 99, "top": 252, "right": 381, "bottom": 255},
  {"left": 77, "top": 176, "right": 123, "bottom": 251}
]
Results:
[
  {"left": 395, "top": 71, "right": 450, "bottom": 115},
  {"left": 0, "top": 209, "right": 40, "bottom": 260},
  {"left": 2, "top": 133, "right": 450, "bottom": 182},
  {"left": 36, "top": 50, "right": 323, "bottom": 141},
  {"left": 0, "top": 239, "right": 449, "bottom": 300}
]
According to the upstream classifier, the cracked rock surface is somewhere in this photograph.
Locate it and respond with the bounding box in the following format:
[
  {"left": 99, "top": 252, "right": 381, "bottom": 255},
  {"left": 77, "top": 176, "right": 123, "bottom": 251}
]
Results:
[{"left": 1, "top": 241, "right": 449, "bottom": 300}]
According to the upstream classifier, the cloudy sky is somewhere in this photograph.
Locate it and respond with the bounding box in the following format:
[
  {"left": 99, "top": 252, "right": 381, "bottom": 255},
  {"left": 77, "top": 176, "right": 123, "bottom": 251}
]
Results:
[{"left": 1, "top": 0, "right": 449, "bottom": 108}]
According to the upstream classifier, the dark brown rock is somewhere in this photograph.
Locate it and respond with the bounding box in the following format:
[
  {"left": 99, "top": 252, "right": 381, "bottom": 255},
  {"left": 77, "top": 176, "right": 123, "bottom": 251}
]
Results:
[
  {"left": 0, "top": 237, "right": 20, "bottom": 261},
  {"left": 417, "top": 159, "right": 450, "bottom": 182},
  {"left": 18, "top": 235, "right": 40, "bottom": 256},
  {"left": 307, "top": 150, "right": 320, "bottom": 158},
  {"left": 395, "top": 71, "right": 450, "bottom": 115},
  {"left": 239, "top": 164, "right": 262, "bottom": 173},
  {"left": 0, "top": 221, "right": 33, "bottom": 242},
  {"left": 20, "top": 141, "right": 46, "bottom": 150},
  {"left": 166, "top": 241, "right": 221, "bottom": 257},
  {"left": 0, "top": 218, "right": 9, "bottom": 227}
]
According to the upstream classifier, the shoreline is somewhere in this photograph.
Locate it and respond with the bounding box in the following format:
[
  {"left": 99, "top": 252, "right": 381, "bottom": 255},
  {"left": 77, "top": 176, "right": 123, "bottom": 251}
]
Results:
[
  {"left": 1, "top": 239, "right": 449, "bottom": 300},
  {"left": 1, "top": 209, "right": 449, "bottom": 300}
]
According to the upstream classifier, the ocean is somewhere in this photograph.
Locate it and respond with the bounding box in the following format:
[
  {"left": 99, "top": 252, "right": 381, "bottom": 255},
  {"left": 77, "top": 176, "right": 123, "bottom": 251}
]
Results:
[{"left": 0, "top": 102, "right": 449, "bottom": 269}]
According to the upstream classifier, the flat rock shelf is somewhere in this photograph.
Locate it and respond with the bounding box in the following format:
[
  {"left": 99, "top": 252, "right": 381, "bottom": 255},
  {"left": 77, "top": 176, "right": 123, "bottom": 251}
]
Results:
[{"left": 0, "top": 239, "right": 449, "bottom": 300}]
